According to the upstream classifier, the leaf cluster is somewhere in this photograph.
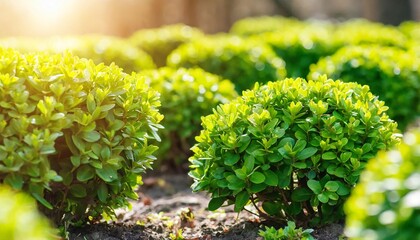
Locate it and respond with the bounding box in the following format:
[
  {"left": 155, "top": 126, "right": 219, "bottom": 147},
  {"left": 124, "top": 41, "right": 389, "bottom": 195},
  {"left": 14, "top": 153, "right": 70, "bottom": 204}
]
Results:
[
  {"left": 129, "top": 24, "right": 204, "bottom": 67},
  {"left": 189, "top": 75, "right": 399, "bottom": 225},
  {"left": 167, "top": 35, "right": 286, "bottom": 93},
  {"left": 0, "top": 36, "right": 156, "bottom": 74},
  {"left": 332, "top": 19, "right": 408, "bottom": 49},
  {"left": 258, "top": 221, "right": 315, "bottom": 240},
  {"left": 345, "top": 128, "right": 420, "bottom": 240},
  {"left": 139, "top": 67, "right": 237, "bottom": 170},
  {"left": 309, "top": 45, "right": 420, "bottom": 130},
  {"left": 252, "top": 25, "right": 338, "bottom": 78},
  {"left": 0, "top": 47, "right": 163, "bottom": 225}
]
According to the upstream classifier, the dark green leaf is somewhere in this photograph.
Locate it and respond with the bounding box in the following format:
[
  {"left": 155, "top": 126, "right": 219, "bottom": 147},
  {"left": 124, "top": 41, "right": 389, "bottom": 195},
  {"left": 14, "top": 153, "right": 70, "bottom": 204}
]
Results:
[
  {"left": 296, "top": 147, "right": 318, "bottom": 160},
  {"left": 293, "top": 139, "right": 307, "bottom": 153},
  {"left": 32, "top": 193, "right": 53, "bottom": 210},
  {"left": 293, "top": 162, "right": 307, "bottom": 169},
  {"left": 97, "top": 182, "right": 108, "bottom": 203},
  {"left": 291, "top": 187, "right": 312, "bottom": 202},
  {"left": 262, "top": 201, "right": 281, "bottom": 215},
  {"left": 234, "top": 191, "right": 250, "bottom": 212},
  {"left": 244, "top": 155, "right": 255, "bottom": 174},
  {"left": 250, "top": 171, "right": 265, "bottom": 184},
  {"left": 70, "top": 184, "right": 87, "bottom": 198},
  {"left": 4, "top": 174, "right": 24, "bottom": 190},
  {"left": 96, "top": 164, "right": 118, "bottom": 182},
  {"left": 307, "top": 179, "right": 322, "bottom": 194},
  {"left": 208, "top": 197, "right": 226, "bottom": 211},
  {"left": 336, "top": 182, "right": 350, "bottom": 196},
  {"left": 224, "top": 152, "right": 240, "bottom": 166},
  {"left": 264, "top": 170, "right": 278, "bottom": 186},
  {"left": 250, "top": 183, "right": 266, "bottom": 193},
  {"left": 76, "top": 165, "right": 95, "bottom": 182}
]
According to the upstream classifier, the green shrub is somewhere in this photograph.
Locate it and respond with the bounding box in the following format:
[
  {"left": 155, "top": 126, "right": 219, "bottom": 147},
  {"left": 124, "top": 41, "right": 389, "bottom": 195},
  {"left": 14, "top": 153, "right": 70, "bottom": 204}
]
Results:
[
  {"left": 0, "top": 36, "right": 156, "bottom": 73},
  {"left": 0, "top": 185, "right": 57, "bottom": 240},
  {"left": 0, "top": 47, "right": 163, "bottom": 225},
  {"left": 344, "top": 128, "right": 420, "bottom": 240},
  {"left": 129, "top": 24, "right": 204, "bottom": 67},
  {"left": 63, "top": 36, "right": 156, "bottom": 73},
  {"left": 189, "top": 75, "right": 399, "bottom": 226},
  {"left": 167, "top": 36, "right": 286, "bottom": 93},
  {"left": 309, "top": 45, "right": 420, "bottom": 130},
  {"left": 259, "top": 221, "right": 315, "bottom": 240},
  {"left": 251, "top": 25, "right": 338, "bottom": 78},
  {"left": 332, "top": 19, "right": 408, "bottom": 49},
  {"left": 139, "top": 67, "right": 238, "bottom": 170},
  {"left": 229, "top": 16, "right": 306, "bottom": 36}
]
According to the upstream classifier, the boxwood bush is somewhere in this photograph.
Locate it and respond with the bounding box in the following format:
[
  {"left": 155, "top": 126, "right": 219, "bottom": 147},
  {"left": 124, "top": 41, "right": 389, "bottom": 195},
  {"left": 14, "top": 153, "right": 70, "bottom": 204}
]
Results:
[
  {"left": 167, "top": 36, "right": 286, "bottom": 93},
  {"left": 129, "top": 24, "right": 204, "bottom": 67},
  {"left": 0, "top": 36, "right": 156, "bottom": 73},
  {"left": 399, "top": 21, "right": 420, "bottom": 40},
  {"left": 189, "top": 75, "right": 399, "bottom": 226},
  {"left": 0, "top": 185, "right": 57, "bottom": 240},
  {"left": 309, "top": 45, "right": 420, "bottom": 130},
  {"left": 251, "top": 26, "right": 338, "bottom": 78},
  {"left": 345, "top": 128, "right": 420, "bottom": 240},
  {"left": 332, "top": 19, "right": 408, "bottom": 49},
  {"left": 0, "top": 47, "right": 163, "bottom": 225},
  {"left": 139, "top": 67, "right": 238, "bottom": 170},
  {"left": 62, "top": 36, "right": 156, "bottom": 73},
  {"left": 229, "top": 16, "right": 306, "bottom": 36}
]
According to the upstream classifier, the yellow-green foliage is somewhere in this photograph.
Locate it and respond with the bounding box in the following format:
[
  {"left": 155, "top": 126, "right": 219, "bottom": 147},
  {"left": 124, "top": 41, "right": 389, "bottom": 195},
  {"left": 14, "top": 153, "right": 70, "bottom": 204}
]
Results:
[
  {"left": 0, "top": 36, "right": 156, "bottom": 73},
  {"left": 309, "top": 45, "right": 420, "bottom": 130},
  {"left": 345, "top": 128, "right": 420, "bottom": 240},
  {"left": 130, "top": 24, "right": 204, "bottom": 67},
  {"left": 140, "top": 67, "right": 238, "bottom": 169},
  {"left": 252, "top": 24, "right": 337, "bottom": 78},
  {"left": 0, "top": 47, "right": 163, "bottom": 225},
  {"left": 167, "top": 36, "right": 286, "bottom": 93},
  {"left": 399, "top": 21, "right": 420, "bottom": 40},
  {"left": 229, "top": 16, "right": 306, "bottom": 36},
  {"left": 189, "top": 75, "right": 399, "bottom": 225},
  {"left": 332, "top": 19, "right": 408, "bottom": 49},
  {"left": 0, "top": 185, "right": 57, "bottom": 240}
]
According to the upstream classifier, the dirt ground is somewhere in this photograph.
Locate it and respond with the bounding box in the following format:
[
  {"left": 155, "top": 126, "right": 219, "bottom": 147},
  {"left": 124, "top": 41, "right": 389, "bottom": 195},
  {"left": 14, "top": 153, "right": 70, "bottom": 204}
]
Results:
[{"left": 69, "top": 173, "right": 344, "bottom": 240}]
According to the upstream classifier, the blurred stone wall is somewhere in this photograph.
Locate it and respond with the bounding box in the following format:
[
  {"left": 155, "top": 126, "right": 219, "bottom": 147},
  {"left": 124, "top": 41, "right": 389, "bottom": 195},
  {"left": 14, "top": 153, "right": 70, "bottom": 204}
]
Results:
[{"left": 0, "top": 0, "right": 417, "bottom": 37}]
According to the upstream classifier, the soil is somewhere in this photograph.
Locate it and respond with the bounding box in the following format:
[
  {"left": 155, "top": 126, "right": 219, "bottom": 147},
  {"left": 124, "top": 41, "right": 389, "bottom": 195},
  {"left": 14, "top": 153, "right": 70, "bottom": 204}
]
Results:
[{"left": 68, "top": 173, "right": 344, "bottom": 240}]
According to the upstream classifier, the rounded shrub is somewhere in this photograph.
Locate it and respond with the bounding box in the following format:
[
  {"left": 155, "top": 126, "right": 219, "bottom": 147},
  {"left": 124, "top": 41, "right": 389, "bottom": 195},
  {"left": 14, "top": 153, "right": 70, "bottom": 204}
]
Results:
[
  {"left": 399, "top": 21, "right": 420, "bottom": 40},
  {"left": 129, "top": 24, "right": 204, "bottom": 67},
  {"left": 229, "top": 16, "right": 306, "bottom": 36},
  {"left": 189, "top": 75, "right": 399, "bottom": 226},
  {"left": 0, "top": 36, "right": 156, "bottom": 74},
  {"left": 309, "top": 45, "right": 420, "bottom": 130},
  {"left": 332, "top": 19, "right": 408, "bottom": 49},
  {"left": 167, "top": 36, "right": 286, "bottom": 93},
  {"left": 0, "top": 47, "right": 163, "bottom": 225},
  {"left": 345, "top": 128, "right": 420, "bottom": 240},
  {"left": 62, "top": 36, "right": 157, "bottom": 73},
  {"left": 0, "top": 185, "right": 57, "bottom": 240},
  {"left": 139, "top": 67, "right": 238, "bottom": 170},
  {"left": 252, "top": 25, "right": 338, "bottom": 78}
]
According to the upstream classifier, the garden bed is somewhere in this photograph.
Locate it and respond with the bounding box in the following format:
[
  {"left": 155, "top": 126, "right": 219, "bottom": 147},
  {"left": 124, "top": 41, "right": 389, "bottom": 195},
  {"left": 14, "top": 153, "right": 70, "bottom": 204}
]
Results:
[{"left": 69, "top": 173, "right": 344, "bottom": 240}]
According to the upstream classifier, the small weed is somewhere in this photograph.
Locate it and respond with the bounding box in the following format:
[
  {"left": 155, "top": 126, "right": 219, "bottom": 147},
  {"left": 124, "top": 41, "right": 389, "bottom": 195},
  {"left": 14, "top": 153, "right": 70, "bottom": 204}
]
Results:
[{"left": 258, "top": 221, "right": 315, "bottom": 240}]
